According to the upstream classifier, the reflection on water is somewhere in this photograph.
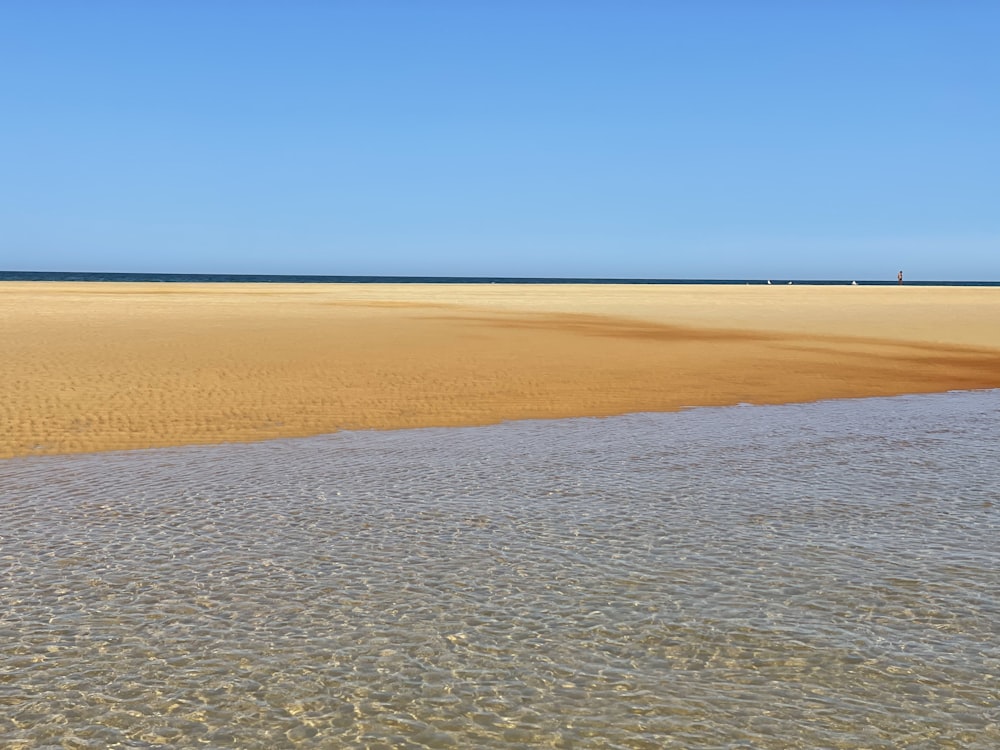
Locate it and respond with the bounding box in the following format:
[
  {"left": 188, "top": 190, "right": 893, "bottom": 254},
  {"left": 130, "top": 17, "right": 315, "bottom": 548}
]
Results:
[{"left": 1, "top": 391, "right": 998, "bottom": 749}]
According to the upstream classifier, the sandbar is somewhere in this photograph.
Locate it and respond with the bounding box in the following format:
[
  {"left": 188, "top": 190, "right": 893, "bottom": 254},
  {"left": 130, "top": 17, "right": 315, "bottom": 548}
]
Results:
[{"left": 2, "top": 281, "right": 999, "bottom": 459}]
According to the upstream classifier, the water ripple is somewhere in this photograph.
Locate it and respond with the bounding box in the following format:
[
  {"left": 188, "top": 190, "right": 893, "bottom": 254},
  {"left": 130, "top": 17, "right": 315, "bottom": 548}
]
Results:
[{"left": 2, "top": 391, "right": 998, "bottom": 748}]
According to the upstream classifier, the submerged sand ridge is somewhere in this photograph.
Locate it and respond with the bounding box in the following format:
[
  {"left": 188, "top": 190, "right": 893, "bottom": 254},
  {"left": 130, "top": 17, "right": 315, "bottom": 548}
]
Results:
[{"left": 2, "top": 282, "right": 1000, "bottom": 459}]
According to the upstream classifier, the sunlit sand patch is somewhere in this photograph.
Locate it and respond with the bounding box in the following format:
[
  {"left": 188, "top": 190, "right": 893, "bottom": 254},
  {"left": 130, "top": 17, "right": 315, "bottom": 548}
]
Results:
[{"left": 1, "top": 282, "right": 999, "bottom": 458}]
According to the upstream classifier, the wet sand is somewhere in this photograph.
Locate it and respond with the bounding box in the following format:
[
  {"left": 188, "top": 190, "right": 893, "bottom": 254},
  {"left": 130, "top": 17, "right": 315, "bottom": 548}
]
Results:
[{"left": 2, "top": 281, "right": 999, "bottom": 459}]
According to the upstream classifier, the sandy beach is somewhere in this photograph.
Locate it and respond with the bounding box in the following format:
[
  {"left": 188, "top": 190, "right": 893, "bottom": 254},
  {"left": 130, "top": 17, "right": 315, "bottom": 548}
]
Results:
[{"left": 2, "top": 281, "right": 999, "bottom": 459}]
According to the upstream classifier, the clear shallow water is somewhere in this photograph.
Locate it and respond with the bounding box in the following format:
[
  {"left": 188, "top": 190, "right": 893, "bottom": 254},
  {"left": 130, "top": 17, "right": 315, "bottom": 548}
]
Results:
[{"left": 1, "top": 392, "right": 998, "bottom": 749}]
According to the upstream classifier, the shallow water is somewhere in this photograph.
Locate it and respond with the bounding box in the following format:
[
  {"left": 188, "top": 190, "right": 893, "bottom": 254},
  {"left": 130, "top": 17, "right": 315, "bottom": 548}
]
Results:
[{"left": 1, "top": 391, "right": 998, "bottom": 749}]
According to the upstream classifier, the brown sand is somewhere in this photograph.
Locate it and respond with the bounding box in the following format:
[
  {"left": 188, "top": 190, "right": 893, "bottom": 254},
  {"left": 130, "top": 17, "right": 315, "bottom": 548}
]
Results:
[{"left": 2, "top": 281, "right": 999, "bottom": 459}]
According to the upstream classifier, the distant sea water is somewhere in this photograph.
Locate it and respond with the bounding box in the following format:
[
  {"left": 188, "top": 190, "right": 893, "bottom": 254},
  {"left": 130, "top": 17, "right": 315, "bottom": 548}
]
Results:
[
  {"left": 2, "top": 270, "right": 999, "bottom": 286},
  {"left": 2, "top": 390, "right": 998, "bottom": 748}
]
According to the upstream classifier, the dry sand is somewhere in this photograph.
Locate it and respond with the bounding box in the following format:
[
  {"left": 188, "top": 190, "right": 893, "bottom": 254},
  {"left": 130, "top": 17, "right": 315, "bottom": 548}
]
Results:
[{"left": 2, "top": 281, "right": 999, "bottom": 459}]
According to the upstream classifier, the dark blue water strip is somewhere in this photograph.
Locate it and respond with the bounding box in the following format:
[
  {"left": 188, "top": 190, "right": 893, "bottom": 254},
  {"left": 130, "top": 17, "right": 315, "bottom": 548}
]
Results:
[{"left": 2, "top": 271, "right": 998, "bottom": 286}]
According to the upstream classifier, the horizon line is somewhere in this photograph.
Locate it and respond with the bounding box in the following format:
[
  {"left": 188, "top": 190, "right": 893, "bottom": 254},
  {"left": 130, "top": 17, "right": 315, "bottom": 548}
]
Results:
[{"left": 2, "top": 270, "right": 998, "bottom": 286}]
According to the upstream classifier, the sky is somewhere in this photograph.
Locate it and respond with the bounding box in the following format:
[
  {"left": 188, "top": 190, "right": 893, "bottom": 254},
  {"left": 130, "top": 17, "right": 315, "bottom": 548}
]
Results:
[{"left": 1, "top": 1, "right": 998, "bottom": 280}]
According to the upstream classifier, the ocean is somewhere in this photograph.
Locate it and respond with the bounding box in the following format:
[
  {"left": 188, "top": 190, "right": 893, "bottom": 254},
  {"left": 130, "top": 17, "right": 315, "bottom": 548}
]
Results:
[
  {"left": 1, "top": 390, "right": 998, "bottom": 748},
  {"left": 2, "top": 270, "right": 999, "bottom": 286}
]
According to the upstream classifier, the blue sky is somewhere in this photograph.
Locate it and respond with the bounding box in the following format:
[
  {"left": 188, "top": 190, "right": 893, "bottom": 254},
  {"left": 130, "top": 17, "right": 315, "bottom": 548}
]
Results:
[{"left": 2, "top": 1, "right": 998, "bottom": 279}]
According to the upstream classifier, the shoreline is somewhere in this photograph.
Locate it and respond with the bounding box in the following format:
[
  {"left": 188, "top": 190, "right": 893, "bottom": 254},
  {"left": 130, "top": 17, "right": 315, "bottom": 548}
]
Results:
[
  {"left": 3, "top": 282, "right": 1000, "bottom": 459},
  {"left": 7, "top": 388, "right": 1000, "bottom": 465}
]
